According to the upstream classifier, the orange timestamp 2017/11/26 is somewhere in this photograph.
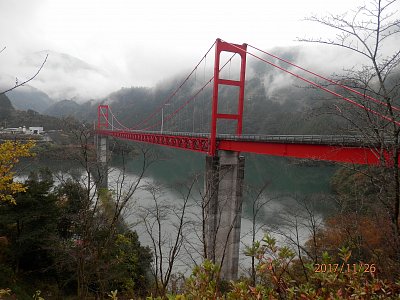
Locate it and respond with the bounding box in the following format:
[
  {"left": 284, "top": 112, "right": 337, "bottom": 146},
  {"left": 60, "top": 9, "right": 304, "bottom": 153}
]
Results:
[{"left": 314, "top": 263, "right": 376, "bottom": 274}]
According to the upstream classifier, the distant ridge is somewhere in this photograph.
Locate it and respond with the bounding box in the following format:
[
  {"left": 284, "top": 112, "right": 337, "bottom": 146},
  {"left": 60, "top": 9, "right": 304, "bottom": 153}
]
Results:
[
  {"left": 7, "top": 85, "right": 54, "bottom": 113},
  {"left": 44, "top": 99, "right": 81, "bottom": 118}
]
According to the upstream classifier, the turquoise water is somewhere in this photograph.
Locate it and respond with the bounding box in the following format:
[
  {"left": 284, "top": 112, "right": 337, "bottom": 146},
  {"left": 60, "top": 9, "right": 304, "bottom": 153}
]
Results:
[
  {"left": 110, "top": 146, "right": 337, "bottom": 219},
  {"left": 19, "top": 144, "right": 337, "bottom": 217},
  {"left": 112, "top": 147, "right": 336, "bottom": 192},
  {"left": 19, "top": 145, "right": 338, "bottom": 273}
]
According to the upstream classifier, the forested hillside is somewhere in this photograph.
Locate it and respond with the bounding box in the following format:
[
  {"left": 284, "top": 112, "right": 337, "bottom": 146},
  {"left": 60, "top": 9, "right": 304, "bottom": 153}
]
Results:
[
  {"left": 0, "top": 94, "right": 65, "bottom": 130},
  {"left": 42, "top": 57, "right": 357, "bottom": 135},
  {"left": 6, "top": 86, "right": 54, "bottom": 114}
]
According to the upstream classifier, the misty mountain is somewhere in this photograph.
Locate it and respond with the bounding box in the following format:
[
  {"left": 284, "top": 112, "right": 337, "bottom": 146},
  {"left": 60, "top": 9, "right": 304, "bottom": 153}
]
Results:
[
  {"left": 0, "top": 93, "right": 66, "bottom": 130},
  {"left": 0, "top": 93, "right": 14, "bottom": 121},
  {"left": 23, "top": 50, "right": 101, "bottom": 74},
  {"left": 43, "top": 86, "right": 153, "bottom": 122},
  {"left": 39, "top": 62, "right": 348, "bottom": 135},
  {"left": 6, "top": 85, "right": 54, "bottom": 114},
  {"left": 31, "top": 44, "right": 400, "bottom": 136},
  {"left": 44, "top": 99, "right": 81, "bottom": 118},
  {"left": 12, "top": 50, "right": 114, "bottom": 101},
  {"left": 96, "top": 66, "right": 399, "bottom": 135}
]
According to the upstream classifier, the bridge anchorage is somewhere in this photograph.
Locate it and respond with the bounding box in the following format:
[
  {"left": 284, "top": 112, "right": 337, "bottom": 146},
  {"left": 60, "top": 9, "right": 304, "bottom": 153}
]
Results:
[{"left": 95, "top": 38, "right": 398, "bottom": 280}]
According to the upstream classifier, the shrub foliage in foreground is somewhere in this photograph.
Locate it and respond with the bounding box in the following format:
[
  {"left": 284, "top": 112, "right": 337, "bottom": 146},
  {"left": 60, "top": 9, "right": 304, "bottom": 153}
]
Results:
[{"left": 147, "top": 234, "right": 400, "bottom": 300}]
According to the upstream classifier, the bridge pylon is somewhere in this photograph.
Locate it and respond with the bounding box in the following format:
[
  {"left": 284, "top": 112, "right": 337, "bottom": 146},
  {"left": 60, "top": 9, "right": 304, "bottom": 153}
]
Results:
[
  {"left": 205, "top": 39, "right": 247, "bottom": 280},
  {"left": 209, "top": 38, "right": 247, "bottom": 156}
]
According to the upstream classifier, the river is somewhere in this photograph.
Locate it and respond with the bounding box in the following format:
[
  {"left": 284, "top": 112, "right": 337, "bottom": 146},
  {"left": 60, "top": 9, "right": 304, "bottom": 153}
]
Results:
[
  {"left": 109, "top": 146, "right": 337, "bottom": 274},
  {"left": 20, "top": 146, "right": 337, "bottom": 275}
]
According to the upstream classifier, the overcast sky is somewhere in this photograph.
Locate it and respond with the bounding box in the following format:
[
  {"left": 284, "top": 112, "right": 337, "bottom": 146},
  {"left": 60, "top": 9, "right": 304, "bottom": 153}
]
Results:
[{"left": 0, "top": 0, "right": 395, "bottom": 101}]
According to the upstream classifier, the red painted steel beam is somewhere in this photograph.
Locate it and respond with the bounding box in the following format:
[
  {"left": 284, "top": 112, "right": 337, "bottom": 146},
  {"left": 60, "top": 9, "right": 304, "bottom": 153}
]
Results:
[
  {"left": 217, "top": 113, "right": 240, "bottom": 120},
  {"left": 210, "top": 39, "right": 247, "bottom": 156},
  {"left": 218, "top": 79, "right": 242, "bottom": 86},
  {"left": 97, "top": 105, "right": 109, "bottom": 129},
  {"left": 217, "top": 140, "right": 390, "bottom": 165},
  {"left": 96, "top": 130, "right": 394, "bottom": 166},
  {"left": 96, "top": 130, "right": 209, "bottom": 153}
]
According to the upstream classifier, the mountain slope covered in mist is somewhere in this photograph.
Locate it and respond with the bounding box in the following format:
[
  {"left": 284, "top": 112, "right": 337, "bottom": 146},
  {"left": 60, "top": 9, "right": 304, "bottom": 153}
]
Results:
[
  {"left": 6, "top": 85, "right": 54, "bottom": 114},
  {"left": 0, "top": 93, "right": 67, "bottom": 130},
  {"left": 16, "top": 45, "right": 400, "bottom": 136}
]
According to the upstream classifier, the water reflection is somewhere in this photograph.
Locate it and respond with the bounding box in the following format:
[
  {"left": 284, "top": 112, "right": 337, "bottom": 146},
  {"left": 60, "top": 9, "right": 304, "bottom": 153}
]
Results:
[
  {"left": 17, "top": 149, "right": 336, "bottom": 275},
  {"left": 108, "top": 150, "right": 336, "bottom": 274}
]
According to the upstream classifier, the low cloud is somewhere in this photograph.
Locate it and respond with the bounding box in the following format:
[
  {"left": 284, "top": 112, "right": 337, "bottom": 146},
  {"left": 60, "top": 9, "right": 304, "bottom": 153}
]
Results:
[
  {"left": 0, "top": 50, "right": 123, "bottom": 102},
  {"left": 247, "top": 44, "right": 369, "bottom": 100}
]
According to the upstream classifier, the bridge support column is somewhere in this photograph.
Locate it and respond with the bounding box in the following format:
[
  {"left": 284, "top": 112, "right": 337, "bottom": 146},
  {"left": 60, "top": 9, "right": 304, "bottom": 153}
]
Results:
[
  {"left": 96, "top": 135, "right": 108, "bottom": 190},
  {"left": 205, "top": 150, "right": 245, "bottom": 281},
  {"left": 96, "top": 105, "right": 110, "bottom": 190}
]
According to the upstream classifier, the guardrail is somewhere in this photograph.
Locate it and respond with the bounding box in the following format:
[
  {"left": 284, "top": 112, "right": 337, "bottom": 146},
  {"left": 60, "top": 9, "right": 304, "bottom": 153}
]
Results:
[{"left": 99, "top": 128, "right": 381, "bottom": 147}]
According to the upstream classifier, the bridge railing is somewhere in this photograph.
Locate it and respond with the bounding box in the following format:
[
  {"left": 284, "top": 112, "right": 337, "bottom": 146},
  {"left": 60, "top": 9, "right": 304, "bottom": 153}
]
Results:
[{"left": 99, "top": 126, "right": 383, "bottom": 147}]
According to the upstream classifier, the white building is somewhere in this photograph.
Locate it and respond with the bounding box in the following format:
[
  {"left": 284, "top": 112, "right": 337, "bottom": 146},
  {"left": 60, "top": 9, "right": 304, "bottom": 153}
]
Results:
[
  {"left": 28, "top": 127, "right": 44, "bottom": 135},
  {"left": 2, "top": 127, "right": 25, "bottom": 134},
  {"left": 1, "top": 126, "right": 45, "bottom": 135}
]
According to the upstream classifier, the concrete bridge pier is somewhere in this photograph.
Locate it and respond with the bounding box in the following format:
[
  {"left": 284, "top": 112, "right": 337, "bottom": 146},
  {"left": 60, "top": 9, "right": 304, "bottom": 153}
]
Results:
[
  {"left": 95, "top": 135, "right": 108, "bottom": 190},
  {"left": 205, "top": 150, "right": 245, "bottom": 281}
]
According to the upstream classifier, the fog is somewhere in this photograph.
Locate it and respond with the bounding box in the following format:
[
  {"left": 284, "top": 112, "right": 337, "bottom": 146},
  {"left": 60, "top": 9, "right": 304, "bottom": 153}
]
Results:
[
  {"left": 0, "top": 43, "right": 369, "bottom": 103},
  {"left": 0, "top": 0, "right": 395, "bottom": 102}
]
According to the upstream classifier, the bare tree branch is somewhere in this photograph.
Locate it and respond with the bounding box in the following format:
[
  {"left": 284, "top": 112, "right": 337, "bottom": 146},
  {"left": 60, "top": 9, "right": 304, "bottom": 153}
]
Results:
[{"left": 0, "top": 53, "right": 48, "bottom": 95}]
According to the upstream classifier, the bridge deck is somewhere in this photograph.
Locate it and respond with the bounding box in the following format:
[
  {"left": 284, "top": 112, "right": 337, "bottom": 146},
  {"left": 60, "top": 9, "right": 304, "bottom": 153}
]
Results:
[{"left": 96, "top": 129, "right": 389, "bottom": 165}]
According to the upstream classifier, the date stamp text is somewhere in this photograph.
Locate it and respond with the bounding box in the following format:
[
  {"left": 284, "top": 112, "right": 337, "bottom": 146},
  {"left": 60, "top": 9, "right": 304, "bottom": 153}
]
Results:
[{"left": 314, "top": 263, "right": 376, "bottom": 274}]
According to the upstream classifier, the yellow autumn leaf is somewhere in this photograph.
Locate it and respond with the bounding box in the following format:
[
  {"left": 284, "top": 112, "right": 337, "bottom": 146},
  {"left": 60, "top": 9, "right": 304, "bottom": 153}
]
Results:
[{"left": 0, "top": 140, "right": 35, "bottom": 204}]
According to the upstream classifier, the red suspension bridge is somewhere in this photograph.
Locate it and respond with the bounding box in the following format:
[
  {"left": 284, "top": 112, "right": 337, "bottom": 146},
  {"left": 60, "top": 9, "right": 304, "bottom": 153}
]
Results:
[
  {"left": 95, "top": 38, "right": 399, "bottom": 280},
  {"left": 96, "top": 38, "right": 398, "bottom": 166}
]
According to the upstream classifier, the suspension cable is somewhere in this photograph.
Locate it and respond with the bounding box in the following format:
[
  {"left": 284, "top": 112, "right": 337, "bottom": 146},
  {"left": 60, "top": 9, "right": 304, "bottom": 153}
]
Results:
[
  {"left": 98, "top": 107, "right": 116, "bottom": 129},
  {"left": 131, "top": 40, "right": 217, "bottom": 130},
  {"left": 248, "top": 44, "right": 400, "bottom": 113},
  {"left": 223, "top": 41, "right": 400, "bottom": 126},
  {"left": 142, "top": 52, "right": 238, "bottom": 131},
  {"left": 108, "top": 107, "right": 130, "bottom": 130}
]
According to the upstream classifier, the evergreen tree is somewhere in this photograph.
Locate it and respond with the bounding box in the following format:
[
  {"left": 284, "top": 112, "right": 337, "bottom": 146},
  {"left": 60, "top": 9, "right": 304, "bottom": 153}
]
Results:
[{"left": 0, "top": 169, "right": 59, "bottom": 286}]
